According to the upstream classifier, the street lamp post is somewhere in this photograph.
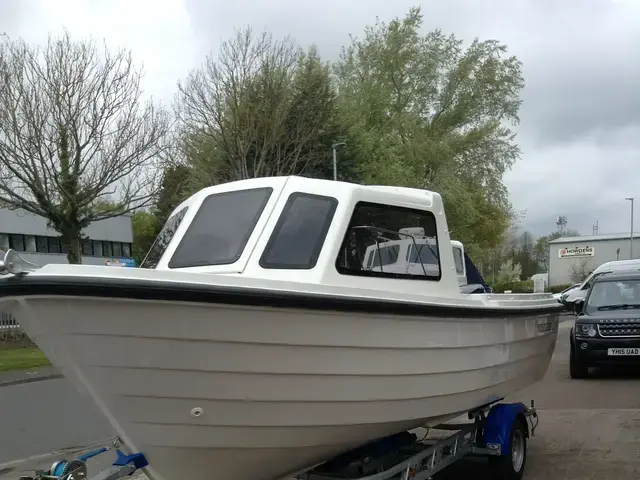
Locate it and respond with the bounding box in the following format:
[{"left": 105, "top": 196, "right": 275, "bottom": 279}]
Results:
[
  {"left": 626, "top": 197, "right": 634, "bottom": 259},
  {"left": 331, "top": 142, "right": 346, "bottom": 181}
]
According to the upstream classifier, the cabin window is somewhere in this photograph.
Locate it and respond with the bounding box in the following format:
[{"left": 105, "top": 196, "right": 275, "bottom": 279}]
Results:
[
  {"left": 406, "top": 244, "right": 439, "bottom": 265},
  {"left": 140, "top": 206, "right": 188, "bottom": 269},
  {"left": 367, "top": 245, "right": 400, "bottom": 269},
  {"left": 169, "top": 187, "right": 273, "bottom": 268},
  {"left": 260, "top": 192, "right": 338, "bottom": 270},
  {"left": 452, "top": 247, "right": 464, "bottom": 275},
  {"left": 336, "top": 201, "right": 441, "bottom": 281}
]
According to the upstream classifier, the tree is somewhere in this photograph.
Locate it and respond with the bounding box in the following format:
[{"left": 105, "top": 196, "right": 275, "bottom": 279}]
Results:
[
  {"left": 570, "top": 259, "right": 591, "bottom": 283},
  {"left": 131, "top": 210, "right": 157, "bottom": 265},
  {"left": 154, "top": 164, "right": 190, "bottom": 232},
  {"left": 496, "top": 259, "right": 522, "bottom": 284},
  {"left": 512, "top": 230, "right": 538, "bottom": 279},
  {"left": 333, "top": 7, "right": 524, "bottom": 254},
  {"left": 0, "top": 31, "right": 171, "bottom": 263},
  {"left": 175, "top": 28, "right": 345, "bottom": 186},
  {"left": 534, "top": 229, "right": 580, "bottom": 271}
]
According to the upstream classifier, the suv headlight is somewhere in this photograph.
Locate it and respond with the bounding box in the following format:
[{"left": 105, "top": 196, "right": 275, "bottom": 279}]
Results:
[{"left": 578, "top": 324, "right": 597, "bottom": 337}]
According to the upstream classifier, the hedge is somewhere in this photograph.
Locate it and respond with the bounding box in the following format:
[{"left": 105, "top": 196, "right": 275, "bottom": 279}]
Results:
[
  {"left": 491, "top": 280, "right": 534, "bottom": 293},
  {"left": 547, "top": 283, "right": 575, "bottom": 294}
]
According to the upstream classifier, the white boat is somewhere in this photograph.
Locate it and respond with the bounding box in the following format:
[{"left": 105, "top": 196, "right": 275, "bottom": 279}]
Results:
[{"left": 0, "top": 176, "right": 562, "bottom": 480}]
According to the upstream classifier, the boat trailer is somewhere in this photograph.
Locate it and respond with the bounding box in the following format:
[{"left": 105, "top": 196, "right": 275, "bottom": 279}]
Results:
[{"left": 15, "top": 399, "right": 538, "bottom": 480}]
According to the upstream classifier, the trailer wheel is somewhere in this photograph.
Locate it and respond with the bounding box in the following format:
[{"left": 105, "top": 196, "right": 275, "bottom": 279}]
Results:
[{"left": 487, "top": 417, "right": 527, "bottom": 480}]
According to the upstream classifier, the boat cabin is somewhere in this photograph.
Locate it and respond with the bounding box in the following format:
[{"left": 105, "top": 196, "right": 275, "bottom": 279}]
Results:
[
  {"left": 450, "top": 240, "right": 466, "bottom": 286},
  {"left": 140, "top": 176, "right": 462, "bottom": 296}
]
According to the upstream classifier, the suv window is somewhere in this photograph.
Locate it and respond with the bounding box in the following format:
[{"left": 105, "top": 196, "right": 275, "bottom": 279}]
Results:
[
  {"left": 586, "top": 278, "right": 640, "bottom": 313},
  {"left": 140, "top": 206, "right": 188, "bottom": 269},
  {"left": 259, "top": 192, "right": 338, "bottom": 269},
  {"left": 169, "top": 187, "right": 273, "bottom": 268},
  {"left": 336, "top": 201, "right": 441, "bottom": 281}
]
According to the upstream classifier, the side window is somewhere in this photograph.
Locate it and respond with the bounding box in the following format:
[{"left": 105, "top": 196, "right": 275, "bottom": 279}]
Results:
[
  {"left": 140, "top": 206, "right": 188, "bottom": 269},
  {"left": 407, "top": 244, "right": 439, "bottom": 265},
  {"left": 169, "top": 188, "right": 273, "bottom": 268},
  {"left": 336, "top": 201, "right": 441, "bottom": 281},
  {"left": 452, "top": 247, "right": 464, "bottom": 275},
  {"left": 370, "top": 245, "right": 400, "bottom": 268},
  {"left": 260, "top": 192, "right": 338, "bottom": 270}
]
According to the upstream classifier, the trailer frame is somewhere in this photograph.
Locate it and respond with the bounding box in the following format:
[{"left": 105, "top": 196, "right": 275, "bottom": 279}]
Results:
[{"left": 15, "top": 399, "right": 538, "bottom": 480}]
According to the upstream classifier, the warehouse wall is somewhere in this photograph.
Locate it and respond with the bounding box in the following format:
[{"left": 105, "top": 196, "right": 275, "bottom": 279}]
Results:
[{"left": 549, "top": 237, "right": 640, "bottom": 286}]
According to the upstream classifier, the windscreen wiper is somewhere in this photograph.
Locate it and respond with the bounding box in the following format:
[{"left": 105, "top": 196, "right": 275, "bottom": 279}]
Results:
[{"left": 597, "top": 304, "right": 640, "bottom": 311}]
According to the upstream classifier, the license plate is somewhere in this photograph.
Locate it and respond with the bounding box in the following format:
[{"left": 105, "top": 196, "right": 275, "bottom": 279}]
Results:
[{"left": 607, "top": 348, "right": 640, "bottom": 356}]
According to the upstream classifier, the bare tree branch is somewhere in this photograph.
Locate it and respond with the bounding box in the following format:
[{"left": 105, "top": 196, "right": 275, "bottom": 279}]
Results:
[
  {"left": 0, "top": 30, "right": 172, "bottom": 263},
  {"left": 175, "top": 27, "right": 336, "bottom": 185}
]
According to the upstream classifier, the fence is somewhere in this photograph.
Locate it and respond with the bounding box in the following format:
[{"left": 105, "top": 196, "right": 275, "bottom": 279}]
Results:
[{"left": 0, "top": 311, "right": 27, "bottom": 342}]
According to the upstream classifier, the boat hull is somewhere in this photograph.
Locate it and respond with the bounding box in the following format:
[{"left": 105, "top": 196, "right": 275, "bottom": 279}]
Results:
[{"left": 6, "top": 295, "right": 558, "bottom": 480}]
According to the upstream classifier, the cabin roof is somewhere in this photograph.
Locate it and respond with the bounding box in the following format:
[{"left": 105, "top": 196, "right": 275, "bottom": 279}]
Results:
[{"left": 178, "top": 176, "right": 443, "bottom": 214}]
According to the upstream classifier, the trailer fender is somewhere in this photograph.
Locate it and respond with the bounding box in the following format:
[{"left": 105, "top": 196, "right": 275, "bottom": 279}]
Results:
[{"left": 482, "top": 402, "right": 529, "bottom": 455}]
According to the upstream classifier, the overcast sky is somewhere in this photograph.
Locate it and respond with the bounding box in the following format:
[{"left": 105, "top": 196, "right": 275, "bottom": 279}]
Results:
[{"left": 1, "top": 0, "right": 639, "bottom": 238}]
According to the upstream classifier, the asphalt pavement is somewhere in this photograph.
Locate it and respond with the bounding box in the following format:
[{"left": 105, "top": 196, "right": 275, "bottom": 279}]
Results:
[{"left": 1, "top": 316, "right": 640, "bottom": 480}]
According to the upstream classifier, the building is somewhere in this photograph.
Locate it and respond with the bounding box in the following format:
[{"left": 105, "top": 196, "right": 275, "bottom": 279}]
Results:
[
  {"left": 0, "top": 207, "right": 135, "bottom": 267},
  {"left": 548, "top": 233, "right": 640, "bottom": 286}
]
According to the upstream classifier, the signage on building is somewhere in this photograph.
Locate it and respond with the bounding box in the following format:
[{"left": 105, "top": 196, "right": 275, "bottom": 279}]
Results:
[
  {"left": 558, "top": 246, "right": 595, "bottom": 259},
  {"left": 105, "top": 257, "right": 137, "bottom": 267}
]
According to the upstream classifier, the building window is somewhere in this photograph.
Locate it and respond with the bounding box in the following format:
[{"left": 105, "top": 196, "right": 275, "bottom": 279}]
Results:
[
  {"left": 24, "top": 235, "right": 37, "bottom": 253},
  {"left": 82, "top": 239, "right": 93, "bottom": 256},
  {"left": 260, "top": 193, "right": 338, "bottom": 270},
  {"left": 336, "top": 201, "right": 441, "bottom": 281},
  {"left": 0, "top": 234, "right": 9, "bottom": 251},
  {"left": 103, "top": 241, "right": 113, "bottom": 257},
  {"left": 113, "top": 242, "right": 122, "bottom": 257},
  {"left": 48, "top": 237, "right": 60, "bottom": 254},
  {"left": 35, "top": 236, "right": 48, "bottom": 253},
  {"left": 122, "top": 243, "right": 131, "bottom": 258},
  {"left": 93, "top": 240, "right": 103, "bottom": 257},
  {"left": 169, "top": 187, "right": 273, "bottom": 269},
  {"left": 10, "top": 234, "right": 25, "bottom": 252}
]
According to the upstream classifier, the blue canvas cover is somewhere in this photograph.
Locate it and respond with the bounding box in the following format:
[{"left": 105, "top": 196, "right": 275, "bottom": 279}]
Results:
[{"left": 464, "top": 252, "right": 492, "bottom": 292}]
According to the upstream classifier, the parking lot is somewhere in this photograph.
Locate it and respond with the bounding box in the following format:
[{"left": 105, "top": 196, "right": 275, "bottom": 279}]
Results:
[
  {"left": 2, "top": 317, "right": 640, "bottom": 480},
  {"left": 439, "top": 317, "right": 640, "bottom": 479}
]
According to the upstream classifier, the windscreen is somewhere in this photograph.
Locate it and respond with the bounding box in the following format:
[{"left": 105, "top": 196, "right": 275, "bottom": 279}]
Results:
[
  {"left": 140, "top": 206, "right": 188, "bottom": 269},
  {"left": 586, "top": 279, "right": 640, "bottom": 313},
  {"left": 168, "top": 187, "right": 273, "bottom": 268}
]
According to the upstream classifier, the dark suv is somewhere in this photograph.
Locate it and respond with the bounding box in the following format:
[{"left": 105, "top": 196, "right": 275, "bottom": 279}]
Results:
[{"left": 570, "top": 271, "right": 640, "bottom": 379}]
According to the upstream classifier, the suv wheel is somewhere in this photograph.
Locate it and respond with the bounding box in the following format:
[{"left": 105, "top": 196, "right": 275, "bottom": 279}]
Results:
[{"left": 570, "top": 342, "right": 589, "bottom": 379}]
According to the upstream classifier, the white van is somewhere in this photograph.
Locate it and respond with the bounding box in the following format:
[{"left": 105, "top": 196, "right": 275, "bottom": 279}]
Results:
[{"left": 563, "top": 259, "right": 640, "bottom": 310}]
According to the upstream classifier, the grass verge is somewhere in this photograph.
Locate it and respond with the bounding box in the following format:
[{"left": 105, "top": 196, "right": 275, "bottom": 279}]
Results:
[{"left": 0, "top": 344, "right": 51, "bottom": 372}]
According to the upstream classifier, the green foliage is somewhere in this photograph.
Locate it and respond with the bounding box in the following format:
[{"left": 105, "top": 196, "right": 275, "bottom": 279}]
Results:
[
  {"left": 154, "top": 164, "right": 190, "bottom": 233},
  {"left": 496, "top": 258, "right": 522, "bottom": 284},
  {"left": 491, "top": 280, "right": 534, "bottom": 294},
  {"left": 332, "top": 7, "right": 524, "bottom": 254},
  {"left": 548, "top": 283, "right": 575, "bottom": 294},
  {"left": 176, "top": 30, "right": 355, "bottom": 187},
  {"left": 131, "top": 211, "right": 157, "bottom": 265}
]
